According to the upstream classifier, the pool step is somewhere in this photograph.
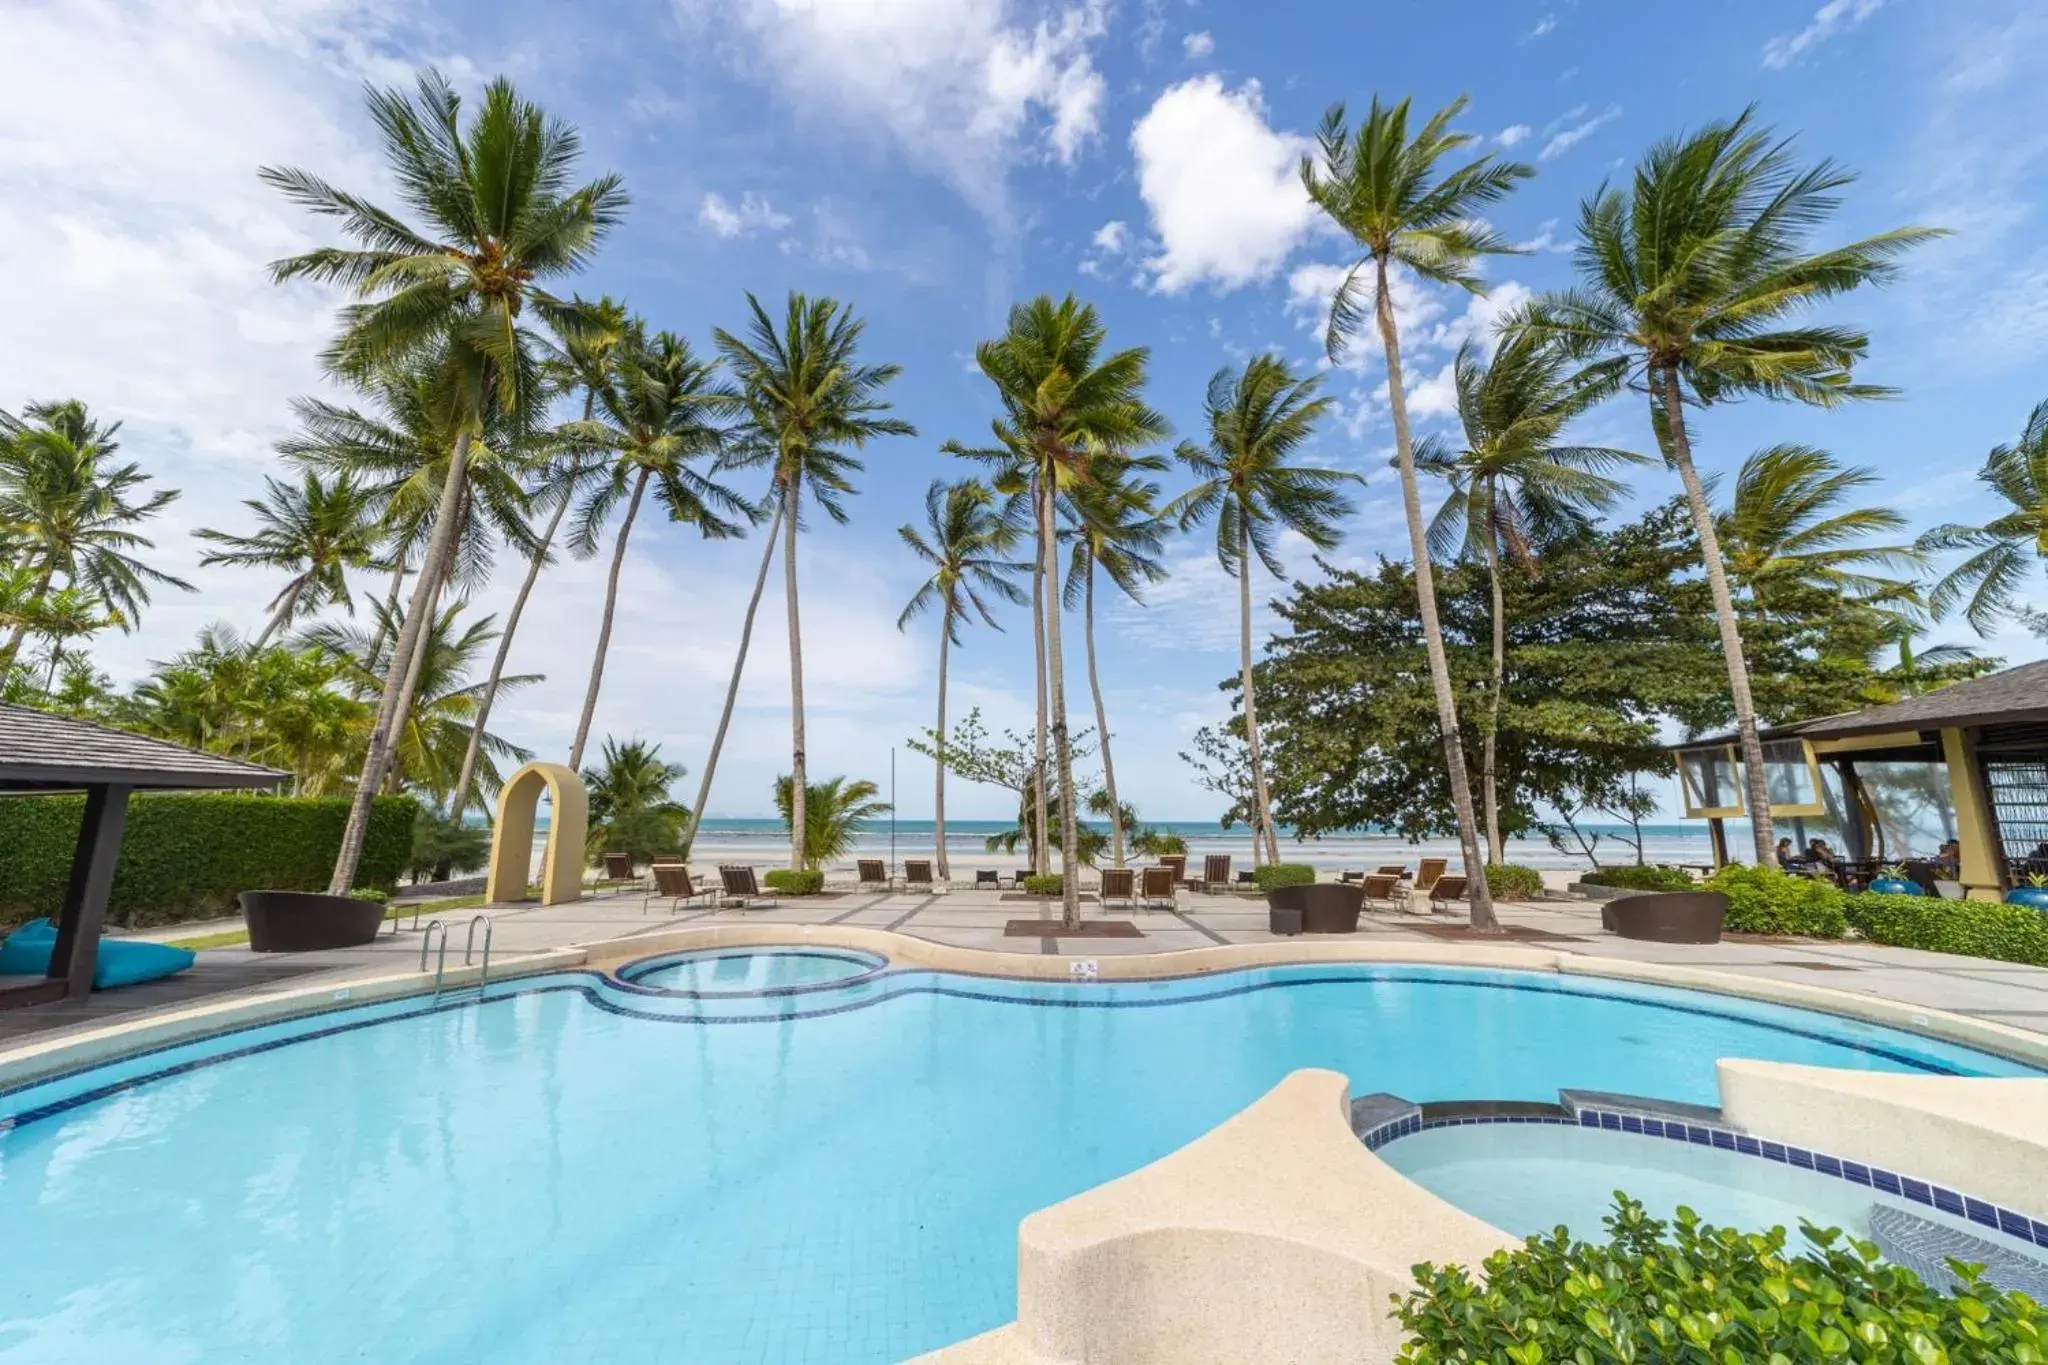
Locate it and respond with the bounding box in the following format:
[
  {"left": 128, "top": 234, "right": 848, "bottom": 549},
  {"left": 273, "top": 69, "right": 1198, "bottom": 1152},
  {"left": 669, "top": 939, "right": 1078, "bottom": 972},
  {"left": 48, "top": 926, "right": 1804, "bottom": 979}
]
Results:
[
  {"left": 1558, "top": 1089, "right": 1729, "bottom": 1129},
  {"left": 1349, "top": 1093, "right": 1419, "bottom": 1150},
  {"left": 1869, "top": 1204, "right": 2048, "bottom": 1298}
]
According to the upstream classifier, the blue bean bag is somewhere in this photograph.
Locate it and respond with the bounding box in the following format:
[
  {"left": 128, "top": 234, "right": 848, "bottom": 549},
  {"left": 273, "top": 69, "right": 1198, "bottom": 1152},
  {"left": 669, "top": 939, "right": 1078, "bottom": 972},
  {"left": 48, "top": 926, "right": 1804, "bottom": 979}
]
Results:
[{"left": 0, "top": 918, "right": 195, "bottom": 989}]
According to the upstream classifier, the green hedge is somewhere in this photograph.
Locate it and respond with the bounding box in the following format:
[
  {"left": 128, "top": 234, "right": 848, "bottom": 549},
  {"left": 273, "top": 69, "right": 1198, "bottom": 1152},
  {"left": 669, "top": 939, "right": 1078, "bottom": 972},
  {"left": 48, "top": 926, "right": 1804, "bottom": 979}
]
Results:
[
  {"left": 1483, "top": 863, "right": 1544, "bottom": 899},
  {"left": 1252, "top": 863, "right": 1317, "bottom": 892},
  {"left": 1021, "top": 873, "right": 1064, "bottom": 896},
  {"left": 1581, "top": 864, "right": 1696, "bottom": 892},
  {"left": 1847, "top": 891, "right": 2048, "bottom": 966},
  {"left": 1707, "top": 863, "right": 1848, "bottom": 938},
  {"left": 0, "top": 793, "right": 417, "bottom": 928},
  {"left": 763, "top": 868, "right": 825, "bottom": 896},
  {"left": 1395, "top": 1196, "right": 2043, "bottom": 1363}
]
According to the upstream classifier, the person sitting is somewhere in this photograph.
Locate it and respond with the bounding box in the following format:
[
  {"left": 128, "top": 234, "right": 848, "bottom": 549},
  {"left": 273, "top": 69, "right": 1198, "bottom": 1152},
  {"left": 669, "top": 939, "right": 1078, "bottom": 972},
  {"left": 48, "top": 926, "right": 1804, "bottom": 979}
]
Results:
[
  {"left": 1805, "top": 838, "right": 1838, "bottom": 872},
  {"left": 1774, "top": 837, "right": 1798, "bottom": 870},
  {"left": 1934, "top": 839, "right": 1961, "bottom": 877}
]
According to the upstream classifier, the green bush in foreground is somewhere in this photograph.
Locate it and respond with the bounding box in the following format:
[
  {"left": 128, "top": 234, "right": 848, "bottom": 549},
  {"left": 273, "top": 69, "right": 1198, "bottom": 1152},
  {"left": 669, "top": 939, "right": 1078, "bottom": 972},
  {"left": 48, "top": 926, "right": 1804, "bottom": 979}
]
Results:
[
  {"left": 1581, "top": 864, "right": 1696, "bottom": 892},
  {"left": 348, "top": 887, "right": 391, "bottom": 904},
  {"left": 1395, "top": 1196, "right": 2044, "bottom": 1364},
  {"left": 1021, "top": 873, "right": 1064, "bottom": 896},
  {"left": 1848, "top": 891, "right": 2048, "bottom": 966},
  {"left": 763, "top": 868, "right": 825, "bottom": 896},
  {"left": 1252, "top": 863, "right": 1317, "bottom": 892},
  {"left": 0, "top": 793, "right": 416, "bottom": 928},
  {"left": 1708, "top": 863, "right": 1848, "bottom": 938},
  {"left": 1483, "top": 863, "right": 1544, "bottom": 900}
]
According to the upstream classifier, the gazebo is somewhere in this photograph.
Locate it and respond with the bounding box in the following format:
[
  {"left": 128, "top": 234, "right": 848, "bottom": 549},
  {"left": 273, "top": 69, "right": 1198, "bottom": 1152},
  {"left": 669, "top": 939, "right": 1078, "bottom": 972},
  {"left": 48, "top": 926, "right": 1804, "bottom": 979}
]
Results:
[
  {"left": 1669, "top": 659, "right": 2048, "bottom": 899},
  {"left": 0, "top": 703, "right": 286, "bottom": 1010}
]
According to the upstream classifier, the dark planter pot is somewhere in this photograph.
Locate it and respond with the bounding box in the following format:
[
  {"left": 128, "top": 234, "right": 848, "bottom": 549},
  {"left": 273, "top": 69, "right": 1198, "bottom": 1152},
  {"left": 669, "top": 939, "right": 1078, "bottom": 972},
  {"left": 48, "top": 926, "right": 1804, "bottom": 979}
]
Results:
[
  {"left": 1266, "top": 883, "right": 1365, "bottom": 934},
  {"left": 1601, "top": 890, "right": 1727, "bottom": 944},
  {"left": 1868, "top": 877, "right": 1921, "bottom": 897},
  {"left": 2005, "top": 886, "right": 2048, "bottom": 911},
  {"left": 239, "top": 890, "right": 387, "bottom": 952}
]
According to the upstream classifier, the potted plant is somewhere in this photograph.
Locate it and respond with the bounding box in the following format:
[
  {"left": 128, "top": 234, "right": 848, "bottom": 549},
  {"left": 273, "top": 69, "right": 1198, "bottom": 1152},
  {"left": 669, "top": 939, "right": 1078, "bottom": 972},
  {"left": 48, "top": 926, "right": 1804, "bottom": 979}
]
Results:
[
  {"left": 2006, "top": 873, "right": 2048, "bottom": 911},
  {"left": 238, "top": 887, "right": 390, "bottom": 951},
  {"left": 1868, "top": 864, "right": 1922, "bottom": 896}
]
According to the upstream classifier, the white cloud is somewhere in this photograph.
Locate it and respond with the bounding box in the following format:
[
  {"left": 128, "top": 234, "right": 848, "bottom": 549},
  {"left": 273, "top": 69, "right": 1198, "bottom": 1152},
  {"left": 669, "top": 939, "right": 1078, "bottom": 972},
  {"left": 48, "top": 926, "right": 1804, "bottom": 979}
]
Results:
[
  {"left": 1539, "top": 104, "right": 1622, "bottom": 161},
  {"left": 677, "top": 0, "right": 1110, "bottom": 218},
  {"left": 1182, "top": 30, "right": 1214, "bottom": 59},
  {"left": 1432, "top": 280, "right": 1533, "bottom": 356},
  {"left": 1132, "top": 76, "right": 1317, "bottom": 293},
  {"left": 1401, "top": 361, "right": 1460, "bottom": 420},
  {"left": 1529, "top": 13, "right": 1556, "bottom": 37},
  {"left": 1763, "top": 0, "right": 1885, "bottom": 70},
  {"left": 698, "top": 190, "right": 792, "bottom": 238},
  {"left": 1285, "top": 261, "right": 1445, "bottom": 368},
  {"left": 1512, "top": 218, "right": 1569, "bottom": 253},
  {"left": 1497, "top": 123, "right": 1531, "bottom": 147},
  {"left": 1092, "top": 219, "right": 1129, "bottom": 252}
]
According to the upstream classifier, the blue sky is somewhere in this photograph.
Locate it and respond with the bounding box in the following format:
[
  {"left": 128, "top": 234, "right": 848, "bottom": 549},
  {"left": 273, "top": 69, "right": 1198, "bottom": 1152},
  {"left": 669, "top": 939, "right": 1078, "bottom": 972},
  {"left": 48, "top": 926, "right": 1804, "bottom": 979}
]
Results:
[{"left": 5, "top": 0, "right": 2047, "bottom": 822}]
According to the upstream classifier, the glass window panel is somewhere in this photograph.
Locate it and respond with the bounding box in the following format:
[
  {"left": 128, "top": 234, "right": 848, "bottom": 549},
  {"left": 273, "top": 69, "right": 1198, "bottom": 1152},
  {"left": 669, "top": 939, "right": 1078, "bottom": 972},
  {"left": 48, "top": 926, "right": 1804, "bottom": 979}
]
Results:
[
  {"left": 1678, "top": 748, "right": 1741, "bottom": 813},
  {"left": 1762, "top": 739, "right": 1820, "bottom": 809},
  {"left": 1856, "top": 761, "right": 1956, "bottom": 860}
]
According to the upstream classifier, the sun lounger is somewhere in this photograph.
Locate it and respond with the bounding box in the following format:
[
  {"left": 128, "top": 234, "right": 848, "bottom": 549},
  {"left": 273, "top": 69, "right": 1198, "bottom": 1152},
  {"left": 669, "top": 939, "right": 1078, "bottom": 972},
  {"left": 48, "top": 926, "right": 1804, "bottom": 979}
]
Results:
[
  {"left": 603, "top": 851, "right": 635, "bottom": 882},
  {"left": 644, "top": 863, "right": 714, "bottom": 914},
  {"left": 717, "top": 865, "right": 778, "bottom": 911},
  {"left": 1376, "top": 864, "right": 1408, "bottom": 878},
  {"left": 975, "top": 869, "right": 1001, "bottom": 889},
  {"left": 905, "top": 859, "right": 942, "bottom": 893},
  {"left": 1191, "top": 853, "right": 1231, "bottom": 893},
  {"left": 1359, "top": 873, "right": 1401, "bottom": 909},
  {"left": 857, "top": 858, "right": 892, "bottom": 892},
  {"left": 1429, "top": 874, "right": 1469, "bottom": 914},
  {"left": 1400, "top": 857, "right": 1448, "bottom": 911},
  {"left": 1160, "top": 853, "right": 1187, "bottom": 885},
  {"left": 1099, "top": 867, "right": 1136, "bottom": 909},
  {"left": 1140, "top": 864, "right": 1176, "bottom": 911}
]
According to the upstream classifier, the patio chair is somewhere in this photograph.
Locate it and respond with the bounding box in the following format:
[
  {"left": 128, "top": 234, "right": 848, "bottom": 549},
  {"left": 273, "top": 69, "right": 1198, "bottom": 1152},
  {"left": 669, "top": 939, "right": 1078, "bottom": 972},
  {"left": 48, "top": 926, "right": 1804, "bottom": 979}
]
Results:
[
  {"left": 1340, "top": 870, "right": 1364, "bottom": 883},
  {"left": 1359, "top": 873, "right": 1401, "bottom": 909},
  {"left": 974, "top": 869, "right": 1001, "bottom": 890},
  {"left": 1401, "top": 857, "right": 1448, "bottom": 911},
  {"left": 1376, "top": 864, "right": 1408, "bottom": 878},
  {"left": 1139, "top": 865, "right": 1176, "bottom": 911},
  {"left": 644, "top": 863, "right": 714, "bottom": 914},
  {"left": 1429, "top": 874, "right": 1469, "bottom": 914},
  {"left": 651, "top": 852, "right": 684, "bottom": 865},
  {"left": 905, "top": 859, "right": 943, "bottom": 894},
  {"left": 1160, "top": 854, "right": 1187, "bottom": 886},
  {"left": 857, "top": 858, "right": 892, "bottom": 892},
  {"left": 603, "top": 851, "right": 635, "bottom": 882},
  {"left": 717, "top": 865, "right": 778, "bottom": 911},
  {"left": 1195, "top": 853, "right": 1231, "bottom": 893},
  {"left": 1100, "top": 867, "right": 1136, "bottom": 909}
]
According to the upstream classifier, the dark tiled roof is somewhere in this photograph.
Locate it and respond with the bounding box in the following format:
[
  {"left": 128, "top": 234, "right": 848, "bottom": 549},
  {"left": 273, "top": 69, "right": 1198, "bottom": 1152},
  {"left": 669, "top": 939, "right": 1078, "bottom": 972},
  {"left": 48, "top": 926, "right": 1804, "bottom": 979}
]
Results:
[
  {"left": 1674, "top": 659, "right": 2048, "bottom": 750},
  {"left": 0, "top": 703, "right": 288, "bottom": 790}
]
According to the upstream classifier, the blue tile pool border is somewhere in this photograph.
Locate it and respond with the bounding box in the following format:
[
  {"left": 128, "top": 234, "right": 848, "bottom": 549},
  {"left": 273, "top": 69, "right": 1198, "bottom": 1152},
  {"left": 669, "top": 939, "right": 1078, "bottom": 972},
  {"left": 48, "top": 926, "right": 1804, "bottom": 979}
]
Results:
[
  {"left": 2, "top": 955, "right": 2038, "bottom": 1136},
  {"left": 1361, "top": 1105, "right": 2048, "bottom": 1252},
  {"left": 613, "top": 947, "right": 889, "bottom": 997}
]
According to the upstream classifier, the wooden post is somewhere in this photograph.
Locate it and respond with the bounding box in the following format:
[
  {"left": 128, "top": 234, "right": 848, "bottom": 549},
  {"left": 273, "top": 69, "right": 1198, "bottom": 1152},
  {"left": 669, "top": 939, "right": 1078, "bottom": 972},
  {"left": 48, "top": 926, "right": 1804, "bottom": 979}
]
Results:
[
  {"left": 1942, "top": 727, "right": 2007, "bottom": 898},
  {"left": 47, "top": 783, "right": 132, "bottom": 1000},
  {"left": 1707, "top": 817, "right": 1729, "bottom": 870}
]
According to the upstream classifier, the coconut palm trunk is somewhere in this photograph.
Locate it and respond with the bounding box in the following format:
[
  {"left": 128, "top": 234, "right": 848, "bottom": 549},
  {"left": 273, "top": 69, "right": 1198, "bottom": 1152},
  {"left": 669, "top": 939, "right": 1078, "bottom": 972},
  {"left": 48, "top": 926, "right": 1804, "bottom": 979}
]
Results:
[
  {"left": 1478, "top": 498, "right": 1506, "bottom": 866},
  {"left": 933, "top": 590, "right": 955, "bottom": 880},
  {"left": 1658, "top": 365, "right": 1775, "bottom": 862},
  {"left": 1081, "top": 567, "right": 1125, "bottom": 868},
  {"left": 1030, "top": 509, "right": 1050, "bottom": 876},
  {"left": 1237, "top": 520, "right": 1281, "bottom": 867},
  {"left": 1374, "top": 260, "right": 1497, "bottom": 929},
  {"left": 251, "top": 577, "right": 307, "bottom": 650},
  {"left": 681, "top": 499, "right": 784, "bottom": 856},
  {"left": 569, "top": 469, "right": 648, "bottom": 771},
  {"left": 782, "top": 476, "right": 808, "bottom": 871},
  {"left": 1039, "top": 478, "right": 1083, "bottom": 928},
  {"left": 366, "top": 557, "right": 407, "bottom": 664},
  {"left": 328, "top": 430, "right": 470, "bottom": 892},
  {"left": 450, "top": 480, "right": 574, "bottom": 817}
]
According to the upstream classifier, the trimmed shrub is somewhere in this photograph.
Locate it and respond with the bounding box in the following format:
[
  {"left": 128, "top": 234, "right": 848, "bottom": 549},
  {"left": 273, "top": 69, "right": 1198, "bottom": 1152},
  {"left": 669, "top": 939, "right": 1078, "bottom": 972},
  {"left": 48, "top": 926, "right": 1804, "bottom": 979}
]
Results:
[
  {"left": 347, "top": 887, "right": 391, "bottom": 905},
  {"left": 0, "top": 793, "right": 417, "bottom": 928},
  {"left": 1580, "top": 864, "right": 1695, "bottom": 892},
  {"left": 1394, "top": 1196, "right": 2043, "bottom": 1364},
  {"left": 1021, "top": 873, "right": 1064, "bottom": 896},
  {"left": 763, "top": 868, "right": 825, "bottom": 896},
  {"left": 1847, "top": 890, "right": 2048, "bottom": 966},
  {"left": 1483, "top": 863, "right": 1544, "bottom": 900},
  {"left": 1707, "top": 863, "right": 1848, "bottom": 938},
  {"left": 1252, "top": 863, "right": 1316, "bottom": 893}
]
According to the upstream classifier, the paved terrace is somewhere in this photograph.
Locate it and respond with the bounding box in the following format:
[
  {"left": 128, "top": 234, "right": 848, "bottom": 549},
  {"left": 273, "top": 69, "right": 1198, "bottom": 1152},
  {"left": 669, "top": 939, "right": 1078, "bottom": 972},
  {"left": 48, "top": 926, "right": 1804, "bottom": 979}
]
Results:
[{"left": 9, "top": 883, "right": 2048, "bottom": 1046}]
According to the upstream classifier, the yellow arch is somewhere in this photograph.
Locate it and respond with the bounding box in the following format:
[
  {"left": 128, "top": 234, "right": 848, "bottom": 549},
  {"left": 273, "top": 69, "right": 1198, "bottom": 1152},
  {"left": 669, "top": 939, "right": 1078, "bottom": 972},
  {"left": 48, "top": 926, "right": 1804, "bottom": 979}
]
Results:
[{"left": 485, "top": 761, "right": 589, "bottom": 906}]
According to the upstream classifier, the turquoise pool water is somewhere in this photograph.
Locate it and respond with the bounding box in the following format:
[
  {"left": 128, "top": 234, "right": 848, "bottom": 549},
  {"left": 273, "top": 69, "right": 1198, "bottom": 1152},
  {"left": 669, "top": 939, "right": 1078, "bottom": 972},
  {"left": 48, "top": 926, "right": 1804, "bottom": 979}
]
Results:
[
  {"left": 0, "top": 962, "right": 2035, "bottom": 1363},
  {"left": 619, "top": 946, "right": 886, "bottom": 993}
]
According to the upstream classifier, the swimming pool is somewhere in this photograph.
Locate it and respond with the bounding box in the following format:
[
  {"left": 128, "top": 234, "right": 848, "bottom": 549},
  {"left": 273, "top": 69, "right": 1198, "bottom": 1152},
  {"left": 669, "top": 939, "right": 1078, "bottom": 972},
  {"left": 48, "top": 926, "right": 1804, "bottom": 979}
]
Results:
[{"left": 0, "top": 960, "right": 2035, "bottom": 1363}]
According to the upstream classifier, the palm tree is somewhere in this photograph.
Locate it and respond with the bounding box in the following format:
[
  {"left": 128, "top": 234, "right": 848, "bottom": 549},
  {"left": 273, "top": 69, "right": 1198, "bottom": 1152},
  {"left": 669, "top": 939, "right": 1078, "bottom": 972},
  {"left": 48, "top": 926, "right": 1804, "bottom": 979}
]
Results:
[
  {"left": 563, "top": 326, "right": 748, "bottom": 770},
  {"left": 0, "top": 400, "right": 189, "bottom": 671},
  {"left": 1520, "top": 109, "right": 1942, "bottom": 864},
  {"left": 195, "top": 470, "right": 381, "bottom": 647},
  {"left": 1299, "top": 94, "right": 1530, "bottom": 929},
  {"left": 1921, "top": 400, "right": 2048, "bottom": 634},
  {"left": 263, "top": 67, "right": 625, "bottom": 892},
  {"left": 774, "top": 774, "right": 892, "bottom": 870},
  {"left": 448, "top": 296, "right": 631, "bottom": 817},
  {"left": 952, "top": 296, "right": 1168, "bottom": 927},
  {"left": 1172, "top": 356, "right": 1352, "bottom": 868},
  {"left": 582, "top": 737, "right": 690, "bottom": 865},
  {"left": 1062, "top": 457, "right": 1168, "bottom": 868},
  {"left": 715, "top": 292, "right": 914, "bottom": 871},
  {"left": 1416, "top": 329, "right": 1644, "bottom": 862},
  {"left": 898, "top": 477, "right": 1028, "bottom": 878},
  {"left": 1717, "top": 444, "right": 1918, "bottom": 611}
]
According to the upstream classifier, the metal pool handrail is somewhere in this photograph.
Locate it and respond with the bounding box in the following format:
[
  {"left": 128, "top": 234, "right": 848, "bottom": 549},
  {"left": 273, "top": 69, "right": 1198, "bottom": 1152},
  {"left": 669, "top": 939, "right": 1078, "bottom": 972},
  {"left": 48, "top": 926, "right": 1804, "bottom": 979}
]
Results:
[{"left": 464, "top": 915, "right": 493, "bottom": 991}]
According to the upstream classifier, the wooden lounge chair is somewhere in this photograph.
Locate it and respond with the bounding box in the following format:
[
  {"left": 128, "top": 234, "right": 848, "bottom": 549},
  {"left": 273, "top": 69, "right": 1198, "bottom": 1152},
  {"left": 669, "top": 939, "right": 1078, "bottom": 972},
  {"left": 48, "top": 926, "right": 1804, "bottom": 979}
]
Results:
[
  {"left": 651, "top": 852, "right": 684, "bottom": 865},
  {"left": 1359, "top": 873, "right": 1401, "bottom": 909},
  {"left": 644, "top": 863, "right": 714, "bottom": 914},
  {"left": 1140, "top": 864, "right": 1176, "bottom": 910},
  {"left": 1194, "top": 853, "right": 1231, "bottom": 893},
  {"left": 1160, "top": 854, "right": 1187, "bottom": 887},
  {"left": 1099, "top": 867, "right": 1136, "bottom": 909},
  {"left": 974, "top": 869, "right": 1001, "bottom": 889},
  {"left": 1400, "top": 857, "right": 1448, "bottom": 911},
  {"left": 1376, "top": 864, "right": 1408, "bottom": 878},
  {"left": 857, "top": 858, "right": 892, "bottom": 892},
  {"left": 1340, "top": 870, "right": 1364, "bottom": 883},
  {"left": 717, "top": 865, "right": 778, "bottom": 911},
  {"left": 603, "top": 851, "right": 635, "bottom": 882},
  {"left": 905, "top": 859, "right": 942, "bottom": 893},
  {"left": 1429, "top": 874, "right": 1469, "bottom": 914}
]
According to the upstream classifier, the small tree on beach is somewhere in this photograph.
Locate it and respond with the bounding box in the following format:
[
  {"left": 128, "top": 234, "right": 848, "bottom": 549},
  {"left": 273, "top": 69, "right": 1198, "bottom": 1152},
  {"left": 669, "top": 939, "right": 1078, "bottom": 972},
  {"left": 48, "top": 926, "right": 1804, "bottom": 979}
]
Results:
[{"left": 775, "top": 775, "right": 891, "bottom": 871}]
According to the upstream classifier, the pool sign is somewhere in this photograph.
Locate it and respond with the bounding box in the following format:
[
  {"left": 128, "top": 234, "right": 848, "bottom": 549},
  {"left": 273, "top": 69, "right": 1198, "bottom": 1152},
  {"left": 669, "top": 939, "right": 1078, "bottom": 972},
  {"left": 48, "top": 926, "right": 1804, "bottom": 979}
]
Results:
[{"left": 1069, "top": 959, "right": 1099, "bottom": 978}]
